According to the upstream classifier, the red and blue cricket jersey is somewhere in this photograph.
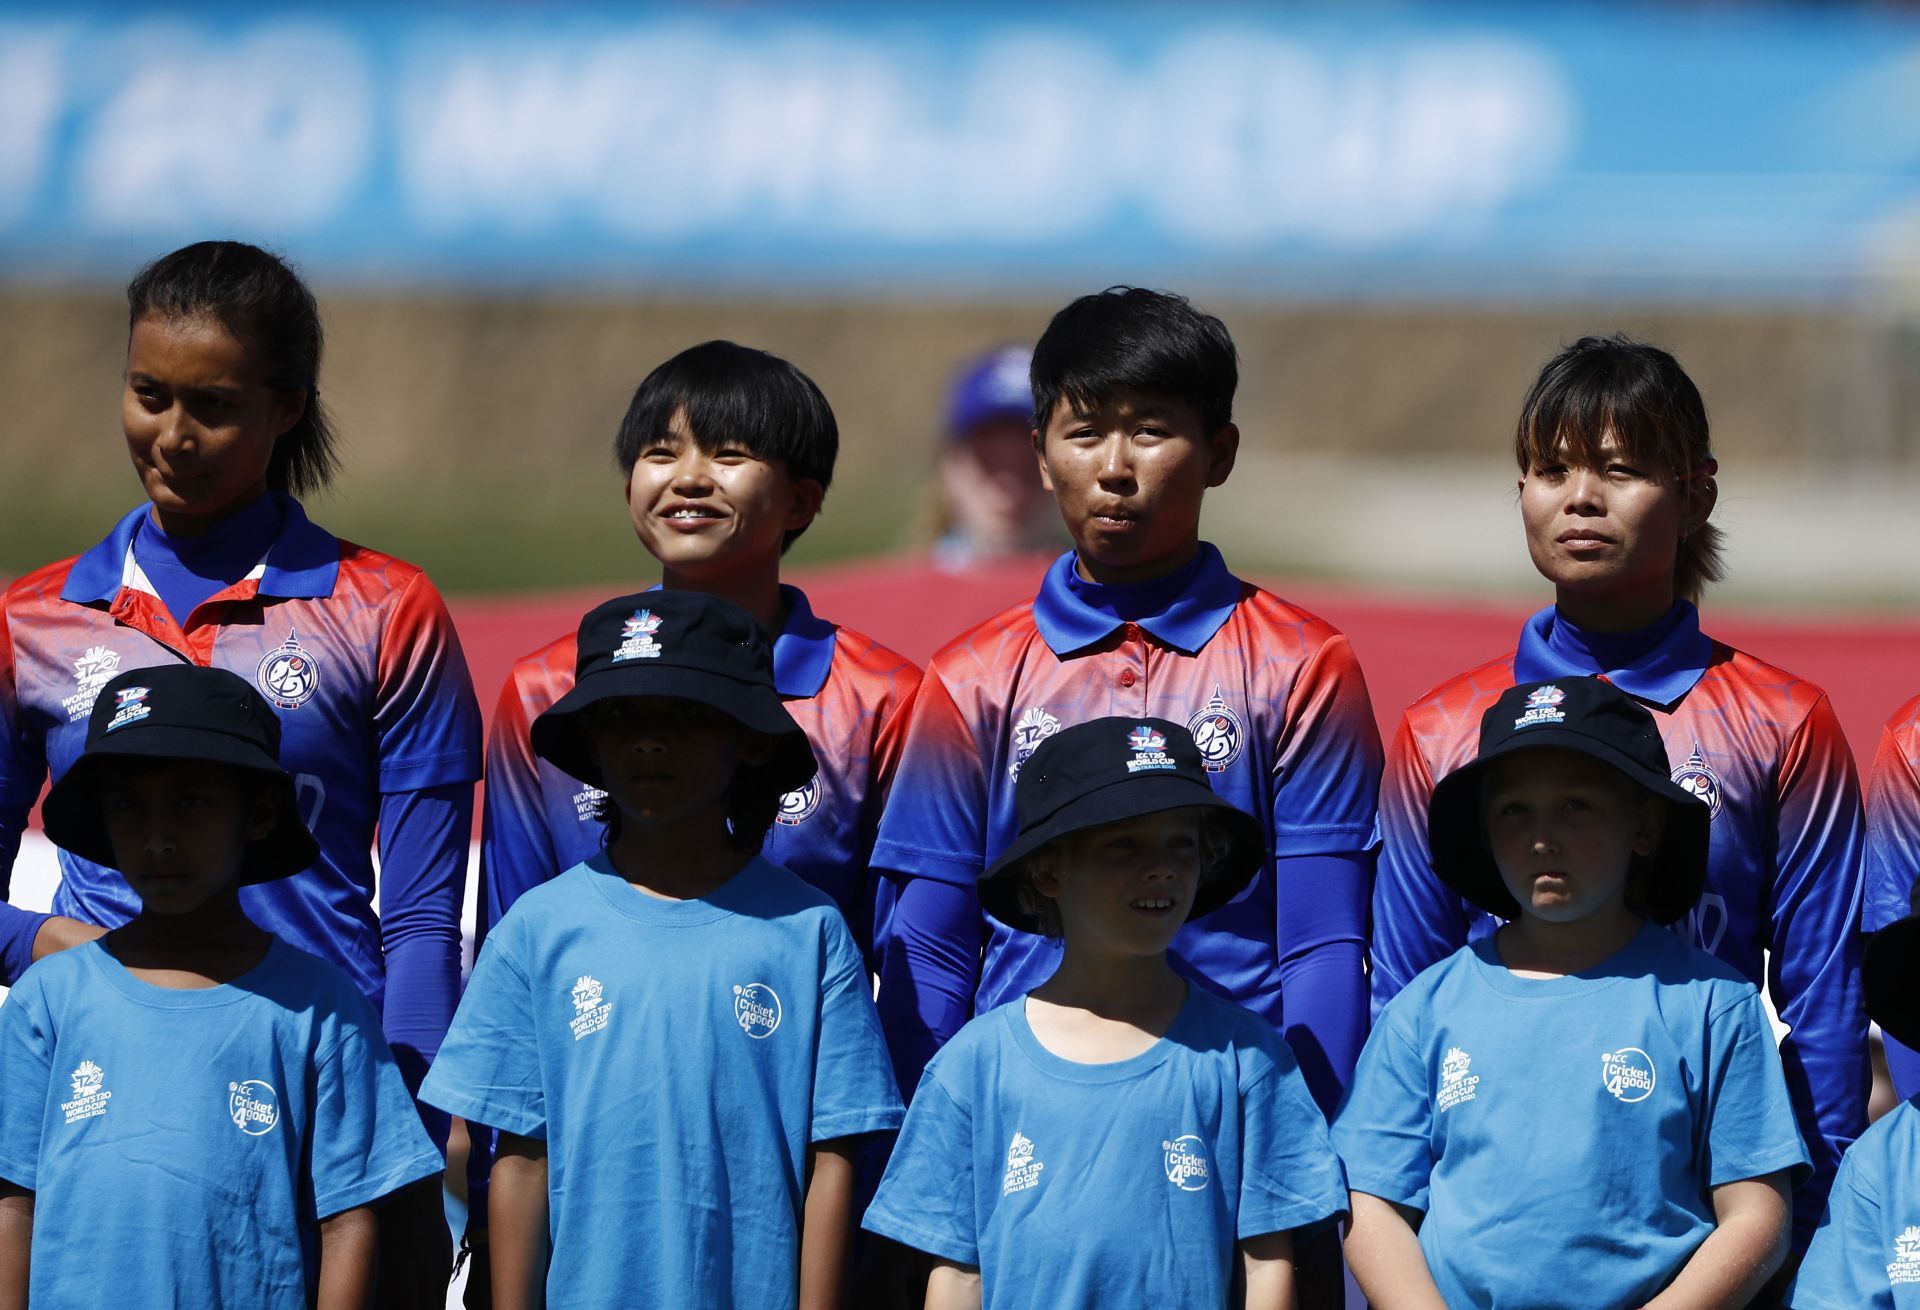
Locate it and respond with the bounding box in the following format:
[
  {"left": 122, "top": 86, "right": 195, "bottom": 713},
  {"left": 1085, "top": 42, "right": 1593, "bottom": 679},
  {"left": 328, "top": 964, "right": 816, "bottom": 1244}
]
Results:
[
  {"left": 0, "top": 498, "right": 483, "bottom": 1064},
  {"left": 479, "top": 585, "right": 920, "bottom": 961},
  {"left": 872, "top": 545, "right": 1382, "bottom": 1106},
  {"left": 1865, "top": 693, "right": 1920, "bottom": 1098},
  {"left": 1370, "top": 601, "right": 1866, "bottom": 1253}
]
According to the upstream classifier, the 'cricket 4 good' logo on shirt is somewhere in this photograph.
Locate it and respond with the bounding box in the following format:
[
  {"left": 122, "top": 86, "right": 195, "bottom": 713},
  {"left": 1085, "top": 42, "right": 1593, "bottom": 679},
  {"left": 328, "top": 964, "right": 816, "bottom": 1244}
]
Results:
[
  {"left": 732, "top": 983, "right": 782, "bottom": 1038},
  {"left": 1889, "top": 1226, "right": 1920, "bottom": 1286},
  {"left": 62, "top": 1060, "right": 110, "bottom": 1125},
  {"left": 1002, "top": 1131, "right": 1044, "bottom": 1195},
  {"left": 1186, "top": 686, "right": 1245, "bottom": 773},
  {"left": 1162, "top": 1134, "right": 1210, "bottom": 1191},
  {"left": 228, "top": 1080, "right": 280, "bottom": 1135},
  {"left": 1437, "top": 1046, "right": 1479, "bottom": 1111},
  {"left": 1008, "top": 706, "right": 1062, "bottom": 780},
  {"left": 569, "top": 975, "right": 612, "bottom": 1040},
  {"left": 1600, "top": 1047, "right": 1656, "bottom": 1103}
]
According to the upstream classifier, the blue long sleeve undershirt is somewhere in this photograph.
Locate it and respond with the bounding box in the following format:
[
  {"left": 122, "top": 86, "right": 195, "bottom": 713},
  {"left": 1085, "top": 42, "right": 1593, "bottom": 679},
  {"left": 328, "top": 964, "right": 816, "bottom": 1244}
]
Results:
[
  {"left": 378, "top": 781, "right": 471, "bottom": 1149},
  {"left": 132, "top": 494, "right": 282, "bottom": 625}
]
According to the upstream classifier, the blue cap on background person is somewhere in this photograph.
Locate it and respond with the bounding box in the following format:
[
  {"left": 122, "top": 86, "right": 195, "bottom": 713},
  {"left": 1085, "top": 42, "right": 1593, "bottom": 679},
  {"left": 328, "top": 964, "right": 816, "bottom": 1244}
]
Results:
[{"left": 945, "top": 344, "right": 1034, "bottom": 438}]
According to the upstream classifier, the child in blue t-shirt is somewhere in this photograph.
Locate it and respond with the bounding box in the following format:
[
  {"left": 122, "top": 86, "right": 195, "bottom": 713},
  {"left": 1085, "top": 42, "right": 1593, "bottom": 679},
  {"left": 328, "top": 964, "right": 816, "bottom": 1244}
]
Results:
[
  {"left": 1790, "top": 882, "right": 1920, "bottom": 1307},
  {"left": 0, "top": 664, "right": 441, "bottom": 1309},
  {"left": 421, "top": 590, "right": 903, "bottom": 1310},
  {"left": 1335, "top": 675, "right": 1809, "bottom": 1309},
  {"left": 864, "top": 716, "right": 1346, "bottom": 1310}
]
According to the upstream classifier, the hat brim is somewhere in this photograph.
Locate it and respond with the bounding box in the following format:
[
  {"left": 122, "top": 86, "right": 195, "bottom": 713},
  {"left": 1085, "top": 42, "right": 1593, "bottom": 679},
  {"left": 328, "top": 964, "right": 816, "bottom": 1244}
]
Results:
[
  {"left": 530, "top": 664, "right": 816, "bottom": 797},
  {"left": 1865, "top": 917, "right": 1920, "bottom": 1050},
  {"left": 980, "top": 774, "right": 1268, "bottom": 934},
  {"left": 41, "top": 728, "right": 318, "bottom": 885},
  {"left": 1427, "top": 729, "right": 1710, "bottom": 925}
]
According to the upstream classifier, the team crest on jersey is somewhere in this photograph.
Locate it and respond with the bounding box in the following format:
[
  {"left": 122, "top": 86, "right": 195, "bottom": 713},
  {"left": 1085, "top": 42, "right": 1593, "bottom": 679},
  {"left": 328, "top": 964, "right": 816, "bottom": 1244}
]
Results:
[
  {"left": 1514, "top": 683, "right": 1567, "bottom": 729},
  {"left": 776, "top": 777, "right": 820, "bottom": 826},
  {"left": 1002, "top": 1131, "right": 1044, "bottom": 1194},
  {"left": 612, "top": 609, "right": 664, "bottom": 662},
  {"left": 1186, "top": 686, "right": 1244, "bottom": 772},
  {"left": 1126, "top": 724, "right": 1176, "bottom": 774},
  {"left": 63, "top": 645, "right": 122, "bottom": 722},
  {"left": 733, "top": 983, "right": 782, "bottom": 1038},
  {"left": 1437, "top": 1046, "right": 1479, "bottom": 1111},
  {"left": 569, "top": 975, "right": 613, "bottom": 1040},
  {"left": 1889, "top": 1226, "right": 1920, "bottom": 1285},
  {"left": 61, "top": 1060, "right": 110, "bottom": 1125},
  {"left": 1007, "top": 707, "right": 1062, "bottom": 780},
  {"left": 1671, "top": 742, "right": 1723, "bottom": 820},
  {"left": 105, "top": 685, "right": 151, "bottom": 732},
  {"left": 257, "top": 627, "right": 319, "bottom": 709},
  {"left": 1162, "top": 1134, "right": 1210, "bottom": 1191},
  {"left": 1600, "top": 1047, "right": 1656, "bottom": 1103},
  {"left": 228, "top": 1080, "right": 280, "bottom": 1135}
]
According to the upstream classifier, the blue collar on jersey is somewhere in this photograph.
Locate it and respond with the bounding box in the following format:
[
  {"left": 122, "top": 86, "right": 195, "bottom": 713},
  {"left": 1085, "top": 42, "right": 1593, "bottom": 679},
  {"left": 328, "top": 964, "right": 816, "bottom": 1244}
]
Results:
[
  {"left": 1512, "top": 600, "right": 1713, "bottom": 708},
  {"left": 63, "top": 494, "right": 341, "bottom": 605},
  {"left": 773, "top": 584, "right": 837, "bottom": 698},
  {"left": 1031, "top": 542, "right": 1243, "bottom": 657}
]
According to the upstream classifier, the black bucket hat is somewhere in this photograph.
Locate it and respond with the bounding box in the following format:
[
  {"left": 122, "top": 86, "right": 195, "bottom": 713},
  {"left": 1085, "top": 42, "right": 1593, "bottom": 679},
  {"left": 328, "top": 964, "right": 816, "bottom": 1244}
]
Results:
[
  {"left": 531, "top": 590, "right": 816, "bottom": 795},
  {"left": 1864, "top": 880, "right": 1920, "bottom": 1051},
  {"left": 41, "top": 664, "right": 319, "bottom": 884},
  {"left": 1427, "top": 676, "right": 1710, "bottom": 925},
  {"left": 980, "top": 716, "right": 1267, "bottom": 933}
]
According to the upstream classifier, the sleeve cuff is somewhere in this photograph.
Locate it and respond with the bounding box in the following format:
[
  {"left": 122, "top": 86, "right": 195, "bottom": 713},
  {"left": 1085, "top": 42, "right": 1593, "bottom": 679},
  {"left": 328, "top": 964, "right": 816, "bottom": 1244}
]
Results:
[{"left": 378, "top": 751, "right": 483, "bottom": 794}]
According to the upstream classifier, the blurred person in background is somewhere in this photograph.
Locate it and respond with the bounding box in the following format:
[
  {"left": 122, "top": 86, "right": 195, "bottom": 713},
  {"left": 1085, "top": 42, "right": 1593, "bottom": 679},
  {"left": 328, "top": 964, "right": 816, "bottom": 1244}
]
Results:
[
  {"left": 0, "top": 240, "right": 479, "bottom": 1304},
  {"left": 1368, "top": 333, "right": 1867, "bottom": 1302},
  {"left": 919, "top": 344, "right": 1064, "bottom": 570}
]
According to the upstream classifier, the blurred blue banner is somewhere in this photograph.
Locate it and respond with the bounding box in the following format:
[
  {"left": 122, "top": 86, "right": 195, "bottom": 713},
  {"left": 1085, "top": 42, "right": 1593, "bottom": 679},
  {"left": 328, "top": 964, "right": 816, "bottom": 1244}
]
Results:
[{"left": 2, "top": 3, "right": 1917, "bottom": 297}]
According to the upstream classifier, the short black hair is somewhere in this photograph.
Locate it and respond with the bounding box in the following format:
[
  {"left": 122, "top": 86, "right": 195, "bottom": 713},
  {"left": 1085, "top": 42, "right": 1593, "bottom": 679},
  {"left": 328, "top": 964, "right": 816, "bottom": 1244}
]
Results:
[
  {"left": 1030, "top": 287, "right": 1237, "bottom": 437},
  {"left": 612, "top": 341, "right": 838, "bottom": 552},
  {"left": 591, "top": 752, "right": 788, "bottom": 855},
  {"left": 127, "top": 241, "right": 339, "bottom": 498},
  {"left": 1514, "top": 333, "right": 1723, "bottom": 600}
]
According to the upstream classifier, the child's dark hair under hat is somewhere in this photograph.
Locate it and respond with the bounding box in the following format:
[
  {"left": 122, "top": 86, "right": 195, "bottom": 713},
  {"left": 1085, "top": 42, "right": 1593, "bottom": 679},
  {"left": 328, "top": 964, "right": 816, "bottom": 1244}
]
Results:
[
  {"left": 1425, "top": 675, "right": 1710, "bottom": 925},
  {"left": 40, "top": 663, "right": 319, "bottom": 884}
]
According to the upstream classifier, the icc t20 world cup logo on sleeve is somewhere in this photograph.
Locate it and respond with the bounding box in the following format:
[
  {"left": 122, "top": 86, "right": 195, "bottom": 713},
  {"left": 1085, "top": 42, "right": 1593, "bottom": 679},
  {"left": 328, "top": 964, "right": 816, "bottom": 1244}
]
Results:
[{"left": 257, "top": 627, "right": 319, "bottom": 709}]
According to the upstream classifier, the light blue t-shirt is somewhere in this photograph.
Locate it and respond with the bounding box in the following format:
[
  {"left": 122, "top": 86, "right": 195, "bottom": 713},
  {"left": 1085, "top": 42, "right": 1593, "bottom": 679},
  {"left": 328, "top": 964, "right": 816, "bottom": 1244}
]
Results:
[
  {"left": 1334, "top": 920, "right": 1809, "bottom": 1309},
  {"left": 1791, "top": 1096, "right": 1920, "bottom": 1308},
  {"left": 421, "top": 853, "right": 903, "bottom": 1310},
  {"left": 0, "top": 938, "right": 442, "bottom": 1309},
  {"left": 862, "top": 984, "right": 1347, "bottom": 1309}
]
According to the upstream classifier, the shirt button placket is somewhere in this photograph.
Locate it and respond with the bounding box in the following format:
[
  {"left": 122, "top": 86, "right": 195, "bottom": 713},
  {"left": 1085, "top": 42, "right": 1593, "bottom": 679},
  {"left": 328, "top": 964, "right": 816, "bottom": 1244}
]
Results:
[{"left": 1117, "top": 623, "right": 1146, "bottom": 714}]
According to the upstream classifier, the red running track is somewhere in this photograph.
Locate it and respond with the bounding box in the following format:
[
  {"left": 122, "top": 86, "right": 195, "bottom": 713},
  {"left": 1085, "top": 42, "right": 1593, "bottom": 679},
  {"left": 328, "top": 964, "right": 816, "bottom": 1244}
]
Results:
[{"left": 450, "top": 553, "right": 1920, "bottom": 774}]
